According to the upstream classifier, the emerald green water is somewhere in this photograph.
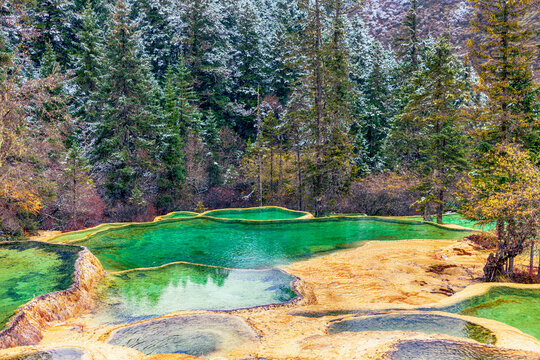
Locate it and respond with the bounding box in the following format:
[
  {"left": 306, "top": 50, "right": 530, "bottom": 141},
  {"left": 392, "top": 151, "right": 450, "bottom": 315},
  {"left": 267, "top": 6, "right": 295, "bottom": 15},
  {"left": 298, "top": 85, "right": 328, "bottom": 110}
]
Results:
[
  {"left": 71, "top": 217, "right": 469, "bottom": 271},
  {"left": 405, "top": 214, "right": 495, "bottom": 231},
  {"left": 106, "top": 314, "right": 257, "bottom": 356},
  {"left": 203, "top": 207, "right": 310, "bottom": 220},
  {"left": 0, "top": 242, "right": 81, "bottom": 331},
  {"left": 441, "top": 287, "right": 540, "bottom": 340},
  {"left": 94, "top": 264, "right": 296, "bottom": 324},
  {"left": 328, "top": 313, "right": 496, "bottom": 344}
]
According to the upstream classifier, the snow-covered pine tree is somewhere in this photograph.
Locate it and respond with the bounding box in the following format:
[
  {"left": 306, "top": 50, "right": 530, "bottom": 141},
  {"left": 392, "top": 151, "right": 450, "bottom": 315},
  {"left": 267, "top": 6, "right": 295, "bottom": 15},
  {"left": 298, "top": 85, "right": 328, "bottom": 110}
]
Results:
[
  {"left": 227, "top": 0, "right": 266, "bottom": 138},
  {"left": 28, "top": 0, "right": 80, "bottom": 68},
  {"left": 72, "top": 3, "right": 103, "bottom": 132},
  {"left": 346, "top": 13, "right": 397, "bottom": 174},
  {"left": 91, "top": 0, "right": 162, "bottom": 215},
  {"left": 180, "top": 0, "right": 232, "bottom": 124},
  {"left": 130, "top": 0, "right": 177, "bottom": 78}
]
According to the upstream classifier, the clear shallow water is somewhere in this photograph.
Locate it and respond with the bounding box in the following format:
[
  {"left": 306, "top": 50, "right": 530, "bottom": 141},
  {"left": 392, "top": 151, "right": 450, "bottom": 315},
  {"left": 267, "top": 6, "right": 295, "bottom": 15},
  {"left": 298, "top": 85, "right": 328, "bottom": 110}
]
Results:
[
  {"left": 94, "top": 264, "right": 296, "bottom": 324},
  {"left": 384, "top": 339, "right": 539, "bottom": 360},
  {"left": 72, "top": 217, "right": 469, "bottom": 271},
  {"left": 441, "top": 287, "right": 540, "bottom": 340},
  {"left": 106, "top": 314, "right": 257, "bottom": 356},
  {"left": 328, "top": 313, "right": 496, "bottom": 344},
  {"left": 0, "top": 348, "right": 85, "bottom": 360},
  {"left": 203, "top": 207, "right": 309, "bottom": 220},
  {"left": 405, "top": 214, "right": 495, "bottom": 231},
  {"left": 0, "top": 242, "right": 80, "bottom": 330}
]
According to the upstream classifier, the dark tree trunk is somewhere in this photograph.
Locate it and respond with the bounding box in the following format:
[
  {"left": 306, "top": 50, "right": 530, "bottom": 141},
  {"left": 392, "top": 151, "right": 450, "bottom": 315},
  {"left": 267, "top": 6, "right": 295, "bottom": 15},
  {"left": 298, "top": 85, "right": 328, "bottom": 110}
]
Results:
[
  {"left": 296, "top": 144, "right": 303, "bottom": 211},
  {"left": 529, "top": 241, "right": 535, "bottom": 276},
  {"left": 437, "top": 188, "right": 444, "bottom": 224},
  {"left": 314, "top": 0, "right": 323, "bottom": 217}
]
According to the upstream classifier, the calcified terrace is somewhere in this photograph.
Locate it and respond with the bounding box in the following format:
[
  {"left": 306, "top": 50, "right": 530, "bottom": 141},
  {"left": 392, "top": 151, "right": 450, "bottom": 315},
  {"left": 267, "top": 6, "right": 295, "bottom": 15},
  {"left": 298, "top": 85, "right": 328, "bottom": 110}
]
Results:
[{"left": 0, "top": 207, "right": 538, "bottom": 359}]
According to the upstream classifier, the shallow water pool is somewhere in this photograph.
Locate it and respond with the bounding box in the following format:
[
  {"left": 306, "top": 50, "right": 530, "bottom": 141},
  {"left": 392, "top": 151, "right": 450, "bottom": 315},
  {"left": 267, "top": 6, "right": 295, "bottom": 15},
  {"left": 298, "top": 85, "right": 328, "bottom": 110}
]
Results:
[
  {"left": 384, "top": 339, "right": 539, "bottom": 360},
  {"left": 0, "top": 242, "right": 81, "bottom": 330},
  {"left": 328, "top": 313, "right": 496, "bottom": 344},
  {"left": 71, "top": 217, "right": 470, "bottom": 271},
  {"left": 94, "top": 264, "right": 296, "bottom": 324},
  {"left": 106, "top": 314, "right": 257, "bottom": 356},
  {"left": 441, "top": 287, "right": 540, "bottom": 340},
  {"left": 203, "top": 207, "right": 310, "bottom": 220}
]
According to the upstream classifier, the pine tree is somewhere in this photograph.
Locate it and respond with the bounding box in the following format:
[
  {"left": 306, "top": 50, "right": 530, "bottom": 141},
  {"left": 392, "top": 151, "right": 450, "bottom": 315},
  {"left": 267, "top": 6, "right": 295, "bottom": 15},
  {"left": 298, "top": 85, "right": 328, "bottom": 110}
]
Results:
[
  {"left": 91, "top": 0, "right": 161, "bottom": 211},
  {"left": 72, "top": 4, "right": 103, "bottom": 128},
  {"left": 156, "top": 59, "right": 204, "bottom": 212},
  {"left": 264, "top": 0, "right": 303, "bottom": 101},
  {"left": 466, "top": 0, "right": 539, "bottom": 260},
  {"left": 389, "top": 0, "right": 427, "bottom": 167},
  {"left": 401, "top": 37, "right": 469, "bottom": 223},
  {"left": 320, "top": 0, "right": 354, "bottom": 205},
  {"left": 130, "top": 0, "right": 177, "bottom": 78},
  {"left": 28, "top": 0, "right": 79, "bottom": 67},
  {"left": 353, "top": 42, "right": 395, "bottom": 173},
  {"left": 287, "top": 0, "right": 354, "bottom": 214},
  {"left": 468, "top": 0, "right": 539, "bottom": 146},
  {"left": 395, "top": 0, "right": 421, "bottom": 74},
  {"left": 227, "top": 0, "right": 266, "bottom": 138},
  {"left": 180, "top": 0, "right": 231, "bottom": 121},
  {"left": 163, "top": 59, "right": 202, "bottom": 136}
]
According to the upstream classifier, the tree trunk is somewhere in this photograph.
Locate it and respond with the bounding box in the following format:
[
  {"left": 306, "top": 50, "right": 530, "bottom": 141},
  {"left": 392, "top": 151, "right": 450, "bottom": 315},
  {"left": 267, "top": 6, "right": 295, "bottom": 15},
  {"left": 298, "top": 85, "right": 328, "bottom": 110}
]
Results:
[
  {"left": 257, "top": 147, "right": 262, "bottom": 207},
  {"left": 537, "top": 246, "right": 540, "bottom": 279},
  {"left": 256, "top": 87, "right": 262, "bottom": 207},
  {"left": 437, "top": 188, "right": 444, "bottom": 224},
  {"left": 297, "top": 144, "right": 303, "bottom": 211},
  {"left": 314, "top": 0, "right": 323, "bottom": 217},
  {"left": 270, "top": 148, "right": 274, "bottom": 198},
  {"left": 278, "top": 151, "right": 283, "bottom": 204},
  {"left": 529, "top": 241, "right": 535, "bottom": 276}
]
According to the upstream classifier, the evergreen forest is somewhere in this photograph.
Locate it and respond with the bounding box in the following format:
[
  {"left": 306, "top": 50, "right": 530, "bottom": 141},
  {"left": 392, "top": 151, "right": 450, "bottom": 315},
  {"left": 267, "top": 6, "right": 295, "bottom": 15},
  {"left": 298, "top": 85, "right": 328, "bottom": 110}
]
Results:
[{"left": 0, "top": 0, "right": 538, "bottom": 248}]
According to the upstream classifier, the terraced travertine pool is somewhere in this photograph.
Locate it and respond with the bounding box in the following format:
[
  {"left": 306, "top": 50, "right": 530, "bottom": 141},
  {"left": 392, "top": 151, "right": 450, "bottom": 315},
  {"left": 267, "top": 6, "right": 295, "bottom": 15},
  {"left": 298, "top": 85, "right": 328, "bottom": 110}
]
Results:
[
  {"left": 328, "top": 313, "right": 497, "bottom": 344},
  {"left": 404, "top": 213, "right": 496, "bottom": 231},
  {"left": 0, "top": 242, "right": 81, "bottom": 331},
  {"left": 2, "top": 207, "right": 539, "bottom": 359},
  {"left": 441, "top": 286, "right": 540, "bottom": 340},
  {"left": 94, "top": 263, "right": 296, "bottom": 324},
  {"left": 69, "top": 217, "right": 469, "bottom": 272}
]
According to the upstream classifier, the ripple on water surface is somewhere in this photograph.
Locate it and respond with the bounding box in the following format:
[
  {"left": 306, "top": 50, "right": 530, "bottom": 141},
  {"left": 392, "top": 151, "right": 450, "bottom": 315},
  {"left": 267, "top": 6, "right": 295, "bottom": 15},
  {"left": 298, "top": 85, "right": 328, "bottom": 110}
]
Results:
[
  {"left": 441, "top": 286, "right": 540, "bottom": 340},
  {"left": 106, "top": 314, "right": 257, "bottom": 356},
  {"left": 0, "top": 242, "right": 80, "bottom": 330},
  {"left": 384, "top": 339, "right": 540, "bottom": 360},
  {"left": 328, "top": 313, "right": 496, "bottom": 344},
  {"left": 72, "top": 217, "right": 469, "bottom": 271},
  {"left": 94, "top": 263, "right": 297, "bottom": 324}
]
